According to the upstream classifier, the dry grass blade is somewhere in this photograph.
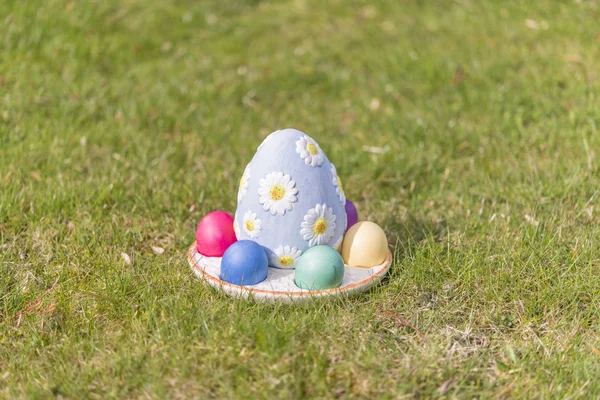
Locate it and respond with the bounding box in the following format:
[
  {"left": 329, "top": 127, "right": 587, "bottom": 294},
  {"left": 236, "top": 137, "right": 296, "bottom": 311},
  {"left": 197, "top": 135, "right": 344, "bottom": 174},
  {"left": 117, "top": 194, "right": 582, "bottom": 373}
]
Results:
[
  {"left": 122, "top": 252, "right": 132, "bottom": 265},
  {"left": 378, "top": 311, "right": 425, "bottom": 340},
  {"left": 12, "top": 277, "right": 59, "bottom": 326},
  {"left": 151, "top": 246, "right": 165, "bottom": 255}
]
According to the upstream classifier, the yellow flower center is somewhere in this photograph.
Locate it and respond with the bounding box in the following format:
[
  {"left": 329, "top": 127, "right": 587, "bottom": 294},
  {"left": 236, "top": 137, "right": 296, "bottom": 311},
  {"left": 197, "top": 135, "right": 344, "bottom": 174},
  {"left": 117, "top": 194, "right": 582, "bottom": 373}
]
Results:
[
  {"left": 337, "top": 176, "right": 343, "bottom": 190},
  {"left": 307, "top": 143, "right": 318, "bottom": 155},
  {"left": 245, "top": 220, "right": 255, "bottom": 231},
  {"left": 270, "top": 184, "right": 286, "bottom": 201},
  {"left": 313, "top": 218, "right": 328, "bottom": 236},
  {"left": 279, "top": 255, "right": 294, "bottom": 267}
]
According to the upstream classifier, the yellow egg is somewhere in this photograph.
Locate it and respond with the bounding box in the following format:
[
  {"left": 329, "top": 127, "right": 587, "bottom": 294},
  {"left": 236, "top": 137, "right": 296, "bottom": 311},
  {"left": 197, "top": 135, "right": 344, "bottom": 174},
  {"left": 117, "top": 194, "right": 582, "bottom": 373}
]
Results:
[{"left": 341, "top": 221, "right": 388, "bottom": 267}]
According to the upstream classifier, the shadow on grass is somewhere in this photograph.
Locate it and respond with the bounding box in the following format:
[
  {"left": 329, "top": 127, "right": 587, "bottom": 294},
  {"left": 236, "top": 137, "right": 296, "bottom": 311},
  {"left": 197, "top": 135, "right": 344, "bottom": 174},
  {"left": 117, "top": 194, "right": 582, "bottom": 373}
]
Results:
[
  {"left": 187, "top": 213, "right": 446, "bottom": 308},
  {"left": 369, "top": 212, "right": 447, "bottom": 293}
]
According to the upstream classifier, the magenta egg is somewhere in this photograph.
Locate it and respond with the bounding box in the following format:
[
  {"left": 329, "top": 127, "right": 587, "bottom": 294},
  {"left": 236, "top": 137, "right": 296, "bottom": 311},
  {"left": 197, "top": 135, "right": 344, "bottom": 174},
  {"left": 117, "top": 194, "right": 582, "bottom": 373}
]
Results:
[
  {"left": 196, "top": 211, "right": 237, "bottom": 257},
  {"left": 345, "top": 200, "right": 359, "bottom": 230}
]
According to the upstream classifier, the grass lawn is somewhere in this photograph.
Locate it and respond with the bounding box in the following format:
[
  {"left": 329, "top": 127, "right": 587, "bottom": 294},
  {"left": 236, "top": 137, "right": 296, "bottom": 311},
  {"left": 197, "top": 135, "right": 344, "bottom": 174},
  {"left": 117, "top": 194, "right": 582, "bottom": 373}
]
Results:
[{"left": 1, "top": 0, "right": 600, "bottom": 398}]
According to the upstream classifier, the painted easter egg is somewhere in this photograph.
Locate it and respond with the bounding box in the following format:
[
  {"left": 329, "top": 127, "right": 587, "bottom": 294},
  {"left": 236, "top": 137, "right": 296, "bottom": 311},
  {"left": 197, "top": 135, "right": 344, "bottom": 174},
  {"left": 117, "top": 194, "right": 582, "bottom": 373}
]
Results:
[
  {"left": 220, "top": 240, "right": 268, "bottom": 285},
  {"left": 294, "top": 245, "right": 344, "bottom": 290},
  {"left": 196, "top": 211, "right": 237, "bottom": 257},
  {"left": 345, "top": 199, "right": 359, "bottom": 231},
  {"left": 234, "top": 129, "right": 347, "bottom": 269},
  {"left": 341, "top": 221, "right": 388, "bottom": 267}
]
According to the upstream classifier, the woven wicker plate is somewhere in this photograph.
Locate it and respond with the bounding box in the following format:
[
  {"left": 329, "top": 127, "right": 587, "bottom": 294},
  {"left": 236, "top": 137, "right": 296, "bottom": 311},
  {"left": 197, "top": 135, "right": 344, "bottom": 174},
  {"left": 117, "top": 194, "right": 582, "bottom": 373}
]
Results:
[{"left": 187, "top": 242, "right": 392, "bottom": 303}]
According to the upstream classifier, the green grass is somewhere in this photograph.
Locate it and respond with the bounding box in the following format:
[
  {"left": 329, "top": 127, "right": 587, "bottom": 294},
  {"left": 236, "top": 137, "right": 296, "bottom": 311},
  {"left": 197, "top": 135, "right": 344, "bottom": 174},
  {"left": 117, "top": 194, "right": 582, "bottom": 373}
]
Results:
[{"left": 1, "top": 0, "right": 600, "bottom": 398}]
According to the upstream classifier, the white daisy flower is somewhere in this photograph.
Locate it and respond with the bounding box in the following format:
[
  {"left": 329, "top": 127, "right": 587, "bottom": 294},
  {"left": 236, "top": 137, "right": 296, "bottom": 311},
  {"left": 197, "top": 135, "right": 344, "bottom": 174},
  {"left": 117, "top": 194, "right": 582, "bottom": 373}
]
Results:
[
  {"left": 300, "top": 203, "right": 337, "bottom": 247},
  {"left": 332, "top": 235, "right": 344, "bottom": 252},
  {"left": 269, "top": 245, "right": 302, "bottom": 269},
  {"left": 258, "top": 172, "right": 298, "bottom": 216},
  {"left": 295, "top": 134, "right": 324, "bottom": 167},
  {"left": 233, "top": 219, "right": 241, "bottom": 238},
  {"left": 237, "top": 165, "right": 251, "bottom": 203},
  {"left": 257, "top": 130, "right": 279, "bottom": 151},
  {"left": 242, "top": 210, "right": 262, "bottom": 238},
  {"left": 330, "top": 164, "right": 346, "bottom": 204}
]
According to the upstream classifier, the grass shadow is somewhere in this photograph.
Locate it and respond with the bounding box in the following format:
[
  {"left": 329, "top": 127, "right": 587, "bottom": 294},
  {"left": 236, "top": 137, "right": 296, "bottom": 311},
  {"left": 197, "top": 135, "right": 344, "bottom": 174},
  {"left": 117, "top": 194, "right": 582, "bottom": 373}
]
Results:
[{"left": 370, "top": 212, "right": 447, "bottom": 292}]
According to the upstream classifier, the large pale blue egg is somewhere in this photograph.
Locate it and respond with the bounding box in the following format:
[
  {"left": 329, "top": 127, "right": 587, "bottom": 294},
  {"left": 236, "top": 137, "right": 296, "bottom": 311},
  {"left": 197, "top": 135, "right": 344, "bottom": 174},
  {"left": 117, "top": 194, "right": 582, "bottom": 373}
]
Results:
[{"left": 234, "top": 129, "right": 347, "bottom": 269}]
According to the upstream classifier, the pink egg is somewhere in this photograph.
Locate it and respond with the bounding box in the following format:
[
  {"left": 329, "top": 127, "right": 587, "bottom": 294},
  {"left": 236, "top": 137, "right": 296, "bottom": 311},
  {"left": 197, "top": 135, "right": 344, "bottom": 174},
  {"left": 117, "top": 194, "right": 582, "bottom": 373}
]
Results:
[
  {"left": 345, "top": 200, "right": 359, "bottom": 230},
  {"left": 196, "top": 211, "right": 237, "bottom": 257}
]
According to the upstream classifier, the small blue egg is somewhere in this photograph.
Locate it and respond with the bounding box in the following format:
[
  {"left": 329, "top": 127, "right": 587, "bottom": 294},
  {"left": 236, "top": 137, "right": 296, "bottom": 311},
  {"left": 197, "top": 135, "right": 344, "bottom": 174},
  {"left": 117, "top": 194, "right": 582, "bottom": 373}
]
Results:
[{"left": 220, "top": 240, "right": 268, "bottom": 286}]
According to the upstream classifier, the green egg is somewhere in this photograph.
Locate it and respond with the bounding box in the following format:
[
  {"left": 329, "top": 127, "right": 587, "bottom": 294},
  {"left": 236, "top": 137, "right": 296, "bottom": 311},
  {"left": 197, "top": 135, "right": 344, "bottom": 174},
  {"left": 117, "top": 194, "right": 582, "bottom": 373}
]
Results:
[{"left": 294, "top": 246, "right": 344, "bottom": 290}]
